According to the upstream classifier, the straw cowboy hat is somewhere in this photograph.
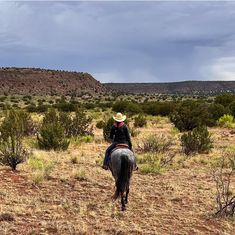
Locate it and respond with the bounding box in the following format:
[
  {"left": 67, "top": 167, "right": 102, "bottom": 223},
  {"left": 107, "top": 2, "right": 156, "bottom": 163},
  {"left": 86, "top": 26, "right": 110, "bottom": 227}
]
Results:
[{"left": 113, "top": 112, "right": 126, "bottom": 122}]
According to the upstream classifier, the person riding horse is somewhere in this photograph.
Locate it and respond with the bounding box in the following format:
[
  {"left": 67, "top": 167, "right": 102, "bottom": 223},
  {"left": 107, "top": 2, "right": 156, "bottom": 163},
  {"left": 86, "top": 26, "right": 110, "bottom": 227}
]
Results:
[{"left": 102, "top": 112, "right": 133, "bottom": 170}]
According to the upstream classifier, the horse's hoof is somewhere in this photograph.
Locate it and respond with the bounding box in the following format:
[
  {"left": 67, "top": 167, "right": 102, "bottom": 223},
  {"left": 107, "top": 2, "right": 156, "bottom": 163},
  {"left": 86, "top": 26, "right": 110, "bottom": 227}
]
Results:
[
  {"left": 125, "top": 200, "right": 128, "bottom": 204},
  {"left": 121, "top": 206, "right": 126, "bottom": 211}
]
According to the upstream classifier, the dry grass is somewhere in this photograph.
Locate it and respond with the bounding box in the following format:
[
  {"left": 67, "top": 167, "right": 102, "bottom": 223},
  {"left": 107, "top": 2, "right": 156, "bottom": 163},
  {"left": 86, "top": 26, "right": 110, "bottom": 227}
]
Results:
[{"left": 0, "top": 118, "right": 235, "bottom": 234}]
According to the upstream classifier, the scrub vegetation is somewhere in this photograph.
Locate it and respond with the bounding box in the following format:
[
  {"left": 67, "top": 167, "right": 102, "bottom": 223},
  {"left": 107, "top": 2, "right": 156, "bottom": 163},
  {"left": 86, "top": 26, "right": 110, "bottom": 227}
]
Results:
[{"left": 0, "top": 93, "right": 235, "bottom": 234}]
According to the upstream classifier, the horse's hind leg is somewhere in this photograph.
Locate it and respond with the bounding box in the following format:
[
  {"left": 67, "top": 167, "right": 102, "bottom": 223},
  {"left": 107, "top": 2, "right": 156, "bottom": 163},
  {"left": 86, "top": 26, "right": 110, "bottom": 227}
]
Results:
[
  {"left": 121, "top": 194, "right": 126, "bottom": 211},
  {"left": 125, "top": 187, "right": 129, "bottom": 204}
]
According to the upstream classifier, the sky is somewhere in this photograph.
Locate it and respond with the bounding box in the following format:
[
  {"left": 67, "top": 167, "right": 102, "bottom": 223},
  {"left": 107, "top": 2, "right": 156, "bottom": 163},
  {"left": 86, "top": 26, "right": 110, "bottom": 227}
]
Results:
[{"left": 1, "top": 1, "right": 235, "bottom": 83}]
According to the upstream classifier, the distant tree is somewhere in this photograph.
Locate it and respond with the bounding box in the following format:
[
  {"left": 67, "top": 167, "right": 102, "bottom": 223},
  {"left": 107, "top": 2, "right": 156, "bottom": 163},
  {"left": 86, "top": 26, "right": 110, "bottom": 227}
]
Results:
[
  {"left": 170, "top": 100, "right": 212, "bottom": 131},
  {"left": 229, "top": 101, "right": 235, "bottom": 117},
  {"left": 215, "top": 94, "right": 235, "bottom": 107}
]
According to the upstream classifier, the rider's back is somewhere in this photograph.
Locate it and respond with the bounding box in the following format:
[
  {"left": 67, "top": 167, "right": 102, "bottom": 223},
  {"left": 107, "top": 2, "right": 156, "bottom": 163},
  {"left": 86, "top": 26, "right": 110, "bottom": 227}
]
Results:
[{"left": 110, "top": 124, "right": 132, "bottom": 148}]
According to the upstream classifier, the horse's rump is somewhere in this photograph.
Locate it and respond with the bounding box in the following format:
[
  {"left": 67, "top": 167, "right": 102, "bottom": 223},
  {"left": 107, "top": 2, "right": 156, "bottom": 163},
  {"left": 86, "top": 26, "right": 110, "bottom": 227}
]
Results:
[
  {"left": 110, "top": 148, "right": 135, "bottom": 200},
  {"left": 110, "top": 148, "right": 135, "bottom": 175}
]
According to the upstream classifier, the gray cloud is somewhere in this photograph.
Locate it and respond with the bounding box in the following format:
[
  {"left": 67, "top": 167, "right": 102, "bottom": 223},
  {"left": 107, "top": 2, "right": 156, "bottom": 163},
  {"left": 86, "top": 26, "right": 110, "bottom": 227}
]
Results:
[{"left": 1, "top": 1, "right": 235, "bottom": 82}]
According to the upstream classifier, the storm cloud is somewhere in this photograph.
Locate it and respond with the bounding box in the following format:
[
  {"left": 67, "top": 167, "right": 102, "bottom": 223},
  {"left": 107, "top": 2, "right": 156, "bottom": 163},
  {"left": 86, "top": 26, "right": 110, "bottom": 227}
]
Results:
[{"left": 0, "top": 1, "right": 235, "bottom": 82}]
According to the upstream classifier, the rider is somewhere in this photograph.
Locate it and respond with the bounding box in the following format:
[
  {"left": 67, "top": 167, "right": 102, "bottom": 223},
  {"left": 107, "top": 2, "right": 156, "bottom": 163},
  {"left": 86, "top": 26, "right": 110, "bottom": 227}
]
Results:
[{"left": 102, "top": 112, "right": 132, "bottom": 170}]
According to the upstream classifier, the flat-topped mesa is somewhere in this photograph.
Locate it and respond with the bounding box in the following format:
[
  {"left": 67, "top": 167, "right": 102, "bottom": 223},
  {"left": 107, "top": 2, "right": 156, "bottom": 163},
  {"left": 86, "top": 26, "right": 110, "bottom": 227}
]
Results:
[
  {"left": 104, "top": 81, "right": 235, "bottom": 95},
  {"left": 0, "top": 67, "right": 108, "bottom": 96}
]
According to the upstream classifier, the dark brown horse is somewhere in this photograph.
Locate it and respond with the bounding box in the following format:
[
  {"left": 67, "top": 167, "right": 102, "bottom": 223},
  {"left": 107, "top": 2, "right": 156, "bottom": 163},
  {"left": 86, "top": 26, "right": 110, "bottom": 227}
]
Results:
[{"left": 109, "top": 148, "right": 135, "bottom": 211}]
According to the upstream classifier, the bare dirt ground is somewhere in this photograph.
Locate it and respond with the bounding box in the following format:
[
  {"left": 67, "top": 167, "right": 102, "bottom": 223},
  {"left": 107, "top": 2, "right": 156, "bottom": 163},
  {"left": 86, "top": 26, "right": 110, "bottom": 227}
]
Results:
[{"left": 0, "top": 120, "right": 235, "bottom": 235}]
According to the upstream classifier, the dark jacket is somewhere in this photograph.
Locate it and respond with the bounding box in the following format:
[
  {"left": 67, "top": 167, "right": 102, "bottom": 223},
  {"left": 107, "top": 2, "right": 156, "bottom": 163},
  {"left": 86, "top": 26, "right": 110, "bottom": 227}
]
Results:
[{"left": 109, "top": 123, "right": 132, "bottom": 149}]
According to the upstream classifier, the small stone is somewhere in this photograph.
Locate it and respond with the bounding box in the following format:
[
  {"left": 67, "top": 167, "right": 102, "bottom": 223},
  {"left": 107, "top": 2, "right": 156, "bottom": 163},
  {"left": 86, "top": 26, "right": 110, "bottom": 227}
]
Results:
[{"left": 0, "top": 213, "right": 15, "bottom": 222}]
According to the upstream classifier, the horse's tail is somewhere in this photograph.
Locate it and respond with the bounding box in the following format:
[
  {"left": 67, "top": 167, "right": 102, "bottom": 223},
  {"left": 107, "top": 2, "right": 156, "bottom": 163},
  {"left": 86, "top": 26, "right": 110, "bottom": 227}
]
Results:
[{"left": 113, "top": 155, "right": 131, "bottom": 200}]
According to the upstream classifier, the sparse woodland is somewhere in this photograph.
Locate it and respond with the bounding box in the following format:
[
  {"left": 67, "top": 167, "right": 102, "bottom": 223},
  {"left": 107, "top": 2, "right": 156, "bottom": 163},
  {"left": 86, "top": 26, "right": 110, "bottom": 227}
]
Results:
[{"left": 0, "top": 93, "right": 235, "bottom": 234}]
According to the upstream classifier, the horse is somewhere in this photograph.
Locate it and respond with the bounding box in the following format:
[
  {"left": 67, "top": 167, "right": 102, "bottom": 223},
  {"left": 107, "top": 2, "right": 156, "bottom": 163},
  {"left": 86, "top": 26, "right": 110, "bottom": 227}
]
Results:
[{"left": 109, "top": 147, "right": 135, "bottom": 211}]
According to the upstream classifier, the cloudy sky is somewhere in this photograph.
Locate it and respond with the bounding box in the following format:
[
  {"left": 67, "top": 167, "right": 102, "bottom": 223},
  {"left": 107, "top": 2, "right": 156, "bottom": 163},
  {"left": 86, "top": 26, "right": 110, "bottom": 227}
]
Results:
[{"left": 1, "top": 1, "right": 235, "bottom": 83}]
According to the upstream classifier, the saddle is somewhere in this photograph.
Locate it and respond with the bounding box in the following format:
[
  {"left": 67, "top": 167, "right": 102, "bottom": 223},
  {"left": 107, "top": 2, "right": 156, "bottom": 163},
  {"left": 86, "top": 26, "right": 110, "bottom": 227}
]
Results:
[{"left": 111, "top": 143, "right": 130, "bottom": 153}]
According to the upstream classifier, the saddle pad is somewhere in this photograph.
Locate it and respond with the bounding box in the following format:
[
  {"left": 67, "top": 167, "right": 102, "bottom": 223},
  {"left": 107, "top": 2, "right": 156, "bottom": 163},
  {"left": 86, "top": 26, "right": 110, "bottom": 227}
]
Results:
[{"left": 111, "top": 144, "right": 130, "bottom": 153}]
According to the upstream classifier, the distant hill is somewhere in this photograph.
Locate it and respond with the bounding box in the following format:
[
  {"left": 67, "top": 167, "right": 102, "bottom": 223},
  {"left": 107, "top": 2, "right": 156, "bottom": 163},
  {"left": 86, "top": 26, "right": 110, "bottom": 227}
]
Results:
[
  {"left": 105, "top": 81, "right": 235, "bottom": 95},
  {"left": 0, "top": 67, "right": 108, "bottom": 96}
]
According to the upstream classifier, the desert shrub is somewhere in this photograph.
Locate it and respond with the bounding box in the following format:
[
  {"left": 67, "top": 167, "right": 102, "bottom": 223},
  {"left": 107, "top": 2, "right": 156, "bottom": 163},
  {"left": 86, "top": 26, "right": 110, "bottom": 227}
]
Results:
[
  {"left": 125, "top": 102, "right": 142, "bottom": 115},
  {"left": 83, "top": 102, "right": 96, "bottom": 109},
  {"left": 208, "top": 103, "right": 229, "bottom": 123},
  {"left": 96, "top": 120, "right": 105, "bottom": 129},
  {"left": 170, "top": 100, "right": 213, "bottom": 131},
  {"left": 215, "top": 93, "right": 235, "bottom": 107},
  {"left": 130, "top": 127, "right": 140, "bottom": 137},
  {"left": 42, "top": 108, "right": 93, "bottom": 138},
  {"left": 138, "top": 153, "right": 162, "bottom": 174},
  {"left": 36, "top": 104, "right": 49, "bottom": 113},
  {"left": 103, "top": 117, "right": 114, "bottom": 142},
  {"left": 42, "top": 108, "right": 59, "bottom": 125},
  {"left": 74, "top": 168, "right": 88, "bottom": 181},
  {"left": 70, "top": 156, "right": 78, "bottom": 164},
  {"left": 37, "top": 123, "right": 70, "bottom": 150},
  {"left": 28, "top": 156, "right": 54, "bottom": 184},
  {"left": 0, "top": 109, "right": 36, "bottom": 138},
  {"left": 181, "top": 126, "right": 213, "bottom": 155},
  {"left": 0, "top": 113, "right": 29, "bottom": 170},
  {"left": 142, "top": 102, "right": 160, "bottom": 116},
  {"left": 69, "top": 109, "right": 93, "bottom": 137},
  {"left": 79, "top": 135, "right": 93, "bottom": 143},
  {"left": 212, "top": 153, "right": 235, "bottom": 217},
  {"left": 0, "top": 96, "right": 7, "bottom": 102},
  {"left": 23, "top": 95, "right": 32, "bottom": 101},
  {"left": 112, "top": 101, "right": 128, "bottom": 113},
  {"left": 229, "top": 101, "right": 235, "bottom": 117},
  {"left": 217, "top": 114, "right": 235, "bottom": 129},
  {"left": 58, "top": 112, "right": 72, "bottom": 137},
  {"left": 142, "top": 102, "right": 174, "bottom": 116},
  {"left": 26, "top": 104, "right": 37, "bottom": 113},
  {"left": 139, "top": 134, "right": 174, "bottom": 153},
  {"left": 0, "top": 135, "right": 28, "bottom": 170},
  {"left": 134, "top": 114, "right": 147, "bottom": 128},
  {"left": 53, "top": 102, "right": 77, "bottom": 112},
  {"left": 12, "top": 104, "right": 19, "bottom": 108}
]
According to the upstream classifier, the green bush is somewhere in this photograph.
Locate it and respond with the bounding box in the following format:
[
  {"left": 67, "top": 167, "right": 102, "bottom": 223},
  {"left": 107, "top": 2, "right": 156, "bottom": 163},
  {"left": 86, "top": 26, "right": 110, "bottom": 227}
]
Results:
[
  {"left": 134, "top": 114, "right": 147, "bottom": 128},
  {"left": 0, "top": 135, "right": 28, "bottom": 171},
  {"left": 112, "top": 101, "right": 128, "bottom": 113},
  {"left": 37, "top": 123, "right": 70, "bottom": 151},
  {"left": 217, "top": 114, "right": 235, "bottom": 128},
  {"left": 125, "top": 102, "right": 142, "bottom": 115},
  {"left": 229, "top": 101, "right": 235, "bottom": 117},
  {"left": 42, "top": 108, "right": 93, "bottom": 138},
  {"left": 130, "top": 127, "right": 140, "bottom": 137},
  {"left": 103, "top": 118, "right": 114, "bottom": 142},
  {"left": 69, "top": 109, "right": 93, "bottom": 137},
  {"left": 36, "top": 104, "right": 49, "bottom": 113},
  {"left": 0, "top": 109, "right": 30, "bottom": 171},
  {"left": 181, "top": 126, "right": 213, "bottom": 155},
  {"left": 0, "top": 109, "right": 35, "bottom": 139},
  {"left": 26, "top": 104, "right": 49, "bottom": 113},
  {"left": 53, "top": 102, "right": 77, "bottom": 112},
  {"left": 208, "top": 103, "right": 228, "bottom": 123},
  {"left": 140, "top": 134, "right": 174, "bottom": 153},
  {"left": 143, "top": 102, "right": 174, "bottom": 116},
  {"left": 138, "top": 153, "right": 162, "bottom": 174},
  {"left": 96, "top": 120, "right": 105, "bottom": 129},
  {"left": 170, "top": 100, "right": 213, "bottom": 131},
  {"left": 215, "top": 94, "right": 235, "bottom": 107},
  {"left": 28, "top": 156, "right": 54, "bottom": 184}
]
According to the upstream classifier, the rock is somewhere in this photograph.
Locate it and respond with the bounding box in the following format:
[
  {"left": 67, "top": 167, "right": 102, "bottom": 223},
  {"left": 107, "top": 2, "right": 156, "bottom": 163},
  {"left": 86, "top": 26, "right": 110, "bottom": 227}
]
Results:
[{"left": 0, "top": 213, "right": 15, "bottom": 222}]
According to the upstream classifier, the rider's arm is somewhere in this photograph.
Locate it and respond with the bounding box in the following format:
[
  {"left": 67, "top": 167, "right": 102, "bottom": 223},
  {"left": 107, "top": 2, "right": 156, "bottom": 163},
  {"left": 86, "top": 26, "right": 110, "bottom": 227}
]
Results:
[
  {"left": 109, "top": 125, "right": 115, "bottom": 141},
  {"left": 124, "top": 125, "right": 132, "bottom": 149}
]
